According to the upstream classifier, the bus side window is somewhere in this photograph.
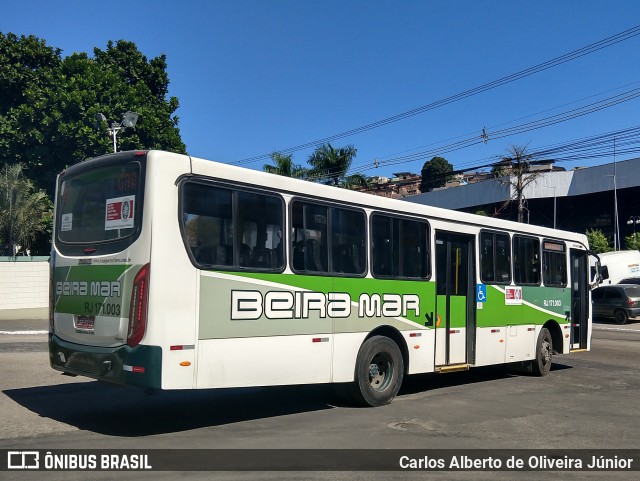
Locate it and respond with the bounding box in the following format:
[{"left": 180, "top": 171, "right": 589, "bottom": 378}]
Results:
[
  {"left": 513, "top": 235, "right": 540, "bottom": 285},
  {"left": 542, "top": 241, "right": 567, "bottom": 287},
  {"left": 481, "top": 232, "right": 511, "bottom": 284},
  {"left": 291, "top": 201, "right": 328, "bottom": 274},
  {"left": 330, "top": 207, "right": 365, "bottom": 275},
  {"left": 371, "top": 214, "right": 429, "bottom": 279},
  {"left": 182, "top": 182, "right": 284, "bottom": 271}
]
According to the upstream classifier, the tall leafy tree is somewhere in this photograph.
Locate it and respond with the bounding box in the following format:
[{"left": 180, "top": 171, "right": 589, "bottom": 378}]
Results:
[
  {"left": 419, "top": 156, "right": 453, "bottom": 193},
  {"left": 0, "top": 33, "right": 186, "bottom": 197},
  {"left": 307, "top": 143, "right": 357, "bottom": 186},
  {"left": 0, "top": 163, "right": 52, "bottom": 255},
  {"left": 586, "top": 228, "right": 611, "bottom": 254},
  {"left": 624, "top": 233, "right": 640, "bottom": 251},
  {"left": 263, "top": 152, "right": 307, "bottom": 178}
]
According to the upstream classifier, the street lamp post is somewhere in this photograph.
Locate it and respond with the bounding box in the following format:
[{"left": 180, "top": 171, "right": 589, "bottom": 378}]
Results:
[
  {"left": 95, "top": 112, "right": 139, "bottom": 153},
  {"left": 549, "top": 186, "right": 557, "bottom": 229},
  {"left": 606, "top": 172, "right": 620, "bottom": 251}
]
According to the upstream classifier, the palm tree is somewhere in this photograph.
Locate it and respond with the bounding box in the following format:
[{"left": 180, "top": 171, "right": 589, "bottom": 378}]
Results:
[
  {"left": 0, "top": 163, "right": 52, "bottom": 255},
  {"left": 307, "top": 143, "right": 357, "bottom": 186},
  {"left": 263, "top": 152, "right": 307, "bottom": 179}
]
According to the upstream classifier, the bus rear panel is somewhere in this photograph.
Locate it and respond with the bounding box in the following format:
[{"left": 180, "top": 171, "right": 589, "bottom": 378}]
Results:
[{"left": 49, "top": 151, "right": 161, "bottom": 388}]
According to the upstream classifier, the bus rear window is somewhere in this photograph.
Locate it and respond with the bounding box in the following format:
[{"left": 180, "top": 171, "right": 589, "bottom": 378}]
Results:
[{"left": 57, "top": 163, "right": 142, "bottom": 245}]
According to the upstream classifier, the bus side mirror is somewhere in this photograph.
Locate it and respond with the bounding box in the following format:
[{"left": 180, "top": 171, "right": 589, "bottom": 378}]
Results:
[{"left": 600, "top": 265, "right": 609, "bottom": 281}]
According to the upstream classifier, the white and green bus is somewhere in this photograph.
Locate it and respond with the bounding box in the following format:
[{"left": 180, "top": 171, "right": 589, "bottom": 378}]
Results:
[{"left": 49, "top": 150, "right": 594, "bottom": 406}]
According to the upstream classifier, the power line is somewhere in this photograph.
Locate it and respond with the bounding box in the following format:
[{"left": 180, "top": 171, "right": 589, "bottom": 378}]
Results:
[
  {"left": 234, "top": 24, "right": 640, "bottom": 166},
  {"left": 417, "top": 125, "right": 640, "bottom": 182},
  {"left": 344, "top": 86, "right": 640, "bottom": 177},
  {"left": 345, "top": 80, "right": 640, "bottom": 174}
]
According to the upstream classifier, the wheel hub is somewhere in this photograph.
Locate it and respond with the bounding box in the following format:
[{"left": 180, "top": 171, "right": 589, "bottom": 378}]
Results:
[{"left": 369, "top": 354, "right": 392, "bottom": 391}]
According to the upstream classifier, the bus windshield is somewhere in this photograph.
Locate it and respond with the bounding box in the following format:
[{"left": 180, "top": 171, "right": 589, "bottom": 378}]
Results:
[{"left": 56, "top": 162, "right": 142, "bottom": 245}]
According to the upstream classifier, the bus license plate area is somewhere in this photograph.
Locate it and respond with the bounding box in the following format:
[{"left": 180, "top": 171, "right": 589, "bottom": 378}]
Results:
[{"left": 75, "top": 315, "right": 95, "bottom": 330}]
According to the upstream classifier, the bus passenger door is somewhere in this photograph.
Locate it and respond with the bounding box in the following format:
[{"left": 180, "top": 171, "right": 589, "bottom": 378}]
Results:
[
  {"left": 435, "top": 232, "right": 476, "bottom": 367},
  {"left": 570, "top": 249, "right": 589, "bottom": 350}
]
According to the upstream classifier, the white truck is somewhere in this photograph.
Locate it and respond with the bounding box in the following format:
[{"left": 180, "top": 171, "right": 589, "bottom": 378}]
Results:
[{"left": 591, "top": 250, "right": 640, "bottom": 285}]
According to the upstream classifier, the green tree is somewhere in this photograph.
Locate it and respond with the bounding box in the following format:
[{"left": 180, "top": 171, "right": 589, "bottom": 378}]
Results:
[
  {"left": 341, "top": 173, "right": 373, "bottom": 190},
  {"left": 0, "top": 163, "right": 53, "bottom": 255},
  {"left": 419, "top": 156, "right": 453, "bottom": 193},
  {"left": 490, "top": 159, "right": 511, "bottom": 178},
  {"left": 624, "top": 233, "right": 640, "bottom": 251},
  {"left": 0, "top": 34, "right": 186, "bottom": 197},
  {"left": 263, "top": 152, "right": 307, "bottom": 178},
  {"left": 586, "top": 228, "right": 611, "bottom": 254},
  {"left": 307, "top": 143, "right": 357, "bottom": 186}
]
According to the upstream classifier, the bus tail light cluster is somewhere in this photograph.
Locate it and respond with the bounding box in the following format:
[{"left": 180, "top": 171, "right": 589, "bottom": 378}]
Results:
[{"left": 127, "top": 263, "right": 150, "bottom": 348}]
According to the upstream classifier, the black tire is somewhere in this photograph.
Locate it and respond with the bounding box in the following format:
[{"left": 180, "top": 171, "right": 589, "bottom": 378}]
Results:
[
  {"left": 349, "top": 336, "right": 404, "bottom": 407},
  {"left": 531, "top": 327, "right": 553, "bottom": 377},
  {"left": 614, "top": 309, "right": 629, "bottom": 325}
]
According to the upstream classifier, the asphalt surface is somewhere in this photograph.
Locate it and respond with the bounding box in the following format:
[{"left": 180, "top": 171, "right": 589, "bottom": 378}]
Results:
[{"left": 1, "top": 318, "right": 639, "bottom": 481}]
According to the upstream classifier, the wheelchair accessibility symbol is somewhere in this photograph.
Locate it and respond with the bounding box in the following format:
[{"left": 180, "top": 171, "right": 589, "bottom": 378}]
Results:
[{"left": 476, "top": 284, "right": 487, "bottom": 303}]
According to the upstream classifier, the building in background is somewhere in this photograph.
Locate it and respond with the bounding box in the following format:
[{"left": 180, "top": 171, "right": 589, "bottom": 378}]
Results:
[{"left": 403, "top": 157, "right": 640, "bottom": 243}]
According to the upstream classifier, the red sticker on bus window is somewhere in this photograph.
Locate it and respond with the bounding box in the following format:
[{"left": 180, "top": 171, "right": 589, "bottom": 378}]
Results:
[{"left": 105, "top": 196, "right": 135, "bottom": 230}]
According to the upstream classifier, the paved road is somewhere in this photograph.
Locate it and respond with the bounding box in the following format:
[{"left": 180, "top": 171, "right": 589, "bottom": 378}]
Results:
[{"left": 1, "top": 319, "right": 639, "bottom": 480}]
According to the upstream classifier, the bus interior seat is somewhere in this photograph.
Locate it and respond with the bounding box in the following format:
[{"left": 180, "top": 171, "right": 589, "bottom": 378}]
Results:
[
  {"left": 195, "top": 246, "right": 214, "bottom": 265},
  {"left": 293, "top": 241, "right": 305, "bottom": 271},
  {"left": 215, "top": 245, "right": 232, "bottom": 265},
  {"left": 251, "top": 248, "right": 274, "bottom": 268},
  {"left": 403, "top": 249, "right": 421, "bottom": 277},
  {"left": 334, "top": 244, "right": 355, "bottom": 274},
  {"left": 305, "top": 239, "right": 325, "bottom": 272},
  {"left": 239, "top": 243, "right": 252, "bottom": 266}
]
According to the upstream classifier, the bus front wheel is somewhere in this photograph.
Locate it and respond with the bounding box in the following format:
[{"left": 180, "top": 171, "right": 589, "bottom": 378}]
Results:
[
  {"left": 350, "top": 336, "right": 404, "bottom": 407},
  {"left": 531, "top": 328, "right": 553, "bottom": 377}
]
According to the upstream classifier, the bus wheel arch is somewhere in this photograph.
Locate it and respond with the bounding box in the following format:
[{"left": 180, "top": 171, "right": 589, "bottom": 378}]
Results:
[
  {"left": 364, "top": 325, "right": 409, "bottom": 374},
  {"left": 543, "top": 320, "right": 563, "bottom": 355},
  {"left": 349, "top": 328, "right": 406, "bottom": 407}
]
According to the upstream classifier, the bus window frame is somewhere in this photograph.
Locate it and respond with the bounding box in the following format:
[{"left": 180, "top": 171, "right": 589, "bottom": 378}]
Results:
[
  {"left": 289, "top": 197, "right": 368, "bottom": 278},
  {"left": 479, "top": 229, "right": 512, "bottom": 285},
  {"left": 541, "top": 238, "right": 568, "bottom": 288},
  {"left": 512, "top": 234, "right": 542, "bottom": 286},
  {"left": 54, "top": 152, "right": 147, "bottom": 257},
  {"left": 369, "top": 211, "right": 432, "bottom": 281},
  {"left": 179, "top": 178, "right": 286, "bottom": 273}
]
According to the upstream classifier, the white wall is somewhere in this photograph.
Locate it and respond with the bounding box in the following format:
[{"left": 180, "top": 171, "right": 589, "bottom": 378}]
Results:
[{"left": 0, "top": 258, "right": 49, "bottom": 320}]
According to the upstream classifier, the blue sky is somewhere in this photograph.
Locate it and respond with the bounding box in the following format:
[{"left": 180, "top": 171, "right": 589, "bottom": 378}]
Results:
[{"left": 3, "top": 1, "right": 640, "bottom": 178}]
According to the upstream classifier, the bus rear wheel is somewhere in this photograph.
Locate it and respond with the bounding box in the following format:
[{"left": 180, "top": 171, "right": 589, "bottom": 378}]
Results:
[
  {"left": 350, "top": 336, "right": 404, "bottom": 407},
  {"left": 531, "top": 327, "right": 553, "bottom": 376}
]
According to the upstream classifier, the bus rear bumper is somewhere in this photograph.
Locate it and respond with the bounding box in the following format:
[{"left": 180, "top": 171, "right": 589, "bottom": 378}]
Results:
[{"left": 48, "top": 335, "right": 162, "bottom": 389}]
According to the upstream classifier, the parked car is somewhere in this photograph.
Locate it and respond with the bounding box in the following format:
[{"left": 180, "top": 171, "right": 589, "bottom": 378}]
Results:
[
  {"left": 592, "top": 285, "right": 640, "bottom": 324},
  {"left": 618, "top": 277, "right": 640, "bottom": 285}
]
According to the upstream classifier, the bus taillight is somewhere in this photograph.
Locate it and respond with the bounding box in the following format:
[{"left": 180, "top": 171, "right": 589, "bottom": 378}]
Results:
[{"left": 127, "top": 263, "right": 150, "bottom": 347}]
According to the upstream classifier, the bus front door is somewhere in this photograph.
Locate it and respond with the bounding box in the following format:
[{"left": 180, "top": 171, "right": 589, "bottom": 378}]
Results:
[
  {"left": 570, "top": 249, "right": 589, "bottom": 350},
  {"left": 435, "top": 232, "right": 476, "bottom": 367}
]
